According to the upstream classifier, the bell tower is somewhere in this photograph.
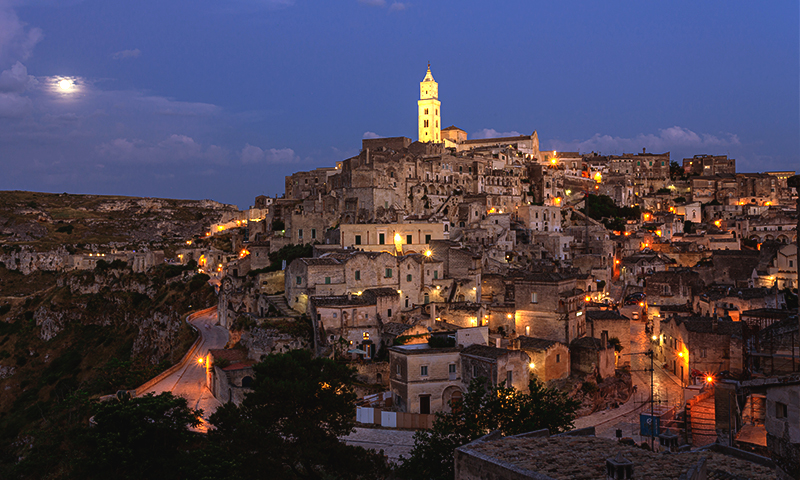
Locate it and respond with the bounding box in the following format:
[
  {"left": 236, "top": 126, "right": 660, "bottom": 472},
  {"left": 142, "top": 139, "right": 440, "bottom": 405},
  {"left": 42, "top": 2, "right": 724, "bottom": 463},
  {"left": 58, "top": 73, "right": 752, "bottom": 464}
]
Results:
[{"left": 418, "top": 64, "right": 441, "bottom": 143}]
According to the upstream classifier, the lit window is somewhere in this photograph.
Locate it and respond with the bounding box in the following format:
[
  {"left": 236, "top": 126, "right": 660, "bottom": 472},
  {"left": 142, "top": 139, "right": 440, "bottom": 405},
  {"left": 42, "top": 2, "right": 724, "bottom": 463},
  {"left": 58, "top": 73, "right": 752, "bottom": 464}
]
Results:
[{"left": 363, "top": 332, "right": 370, "bottom": 340}]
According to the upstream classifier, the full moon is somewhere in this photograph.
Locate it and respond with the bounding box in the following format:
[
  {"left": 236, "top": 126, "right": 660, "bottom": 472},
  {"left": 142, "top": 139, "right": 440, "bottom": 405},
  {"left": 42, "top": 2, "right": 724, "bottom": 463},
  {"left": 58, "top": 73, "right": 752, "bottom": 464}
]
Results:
[{"left": 58, "top": 79, "right": 73, "bottom": 91}]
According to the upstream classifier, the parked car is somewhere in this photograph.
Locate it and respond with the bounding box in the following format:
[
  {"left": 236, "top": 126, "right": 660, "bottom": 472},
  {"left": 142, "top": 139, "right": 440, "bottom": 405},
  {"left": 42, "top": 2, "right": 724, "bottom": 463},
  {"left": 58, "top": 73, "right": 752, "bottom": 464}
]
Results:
[{"left": 623, "top": 292, "right": 646, "bottom": 305}]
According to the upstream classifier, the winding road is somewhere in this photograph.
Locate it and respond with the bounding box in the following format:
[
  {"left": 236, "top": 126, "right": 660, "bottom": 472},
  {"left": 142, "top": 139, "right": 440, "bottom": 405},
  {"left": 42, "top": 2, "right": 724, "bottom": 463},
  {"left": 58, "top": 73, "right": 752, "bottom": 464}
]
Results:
[{"left": 142, "top": 308, "right": 228, "bottom": 427}]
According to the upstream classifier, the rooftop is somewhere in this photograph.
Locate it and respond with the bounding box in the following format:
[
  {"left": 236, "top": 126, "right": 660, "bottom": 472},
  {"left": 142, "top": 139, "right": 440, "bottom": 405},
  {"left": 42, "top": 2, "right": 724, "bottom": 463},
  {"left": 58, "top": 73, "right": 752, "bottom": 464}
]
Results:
[{"left": 460, "top": 435, "right": 775, "bottom": 479}]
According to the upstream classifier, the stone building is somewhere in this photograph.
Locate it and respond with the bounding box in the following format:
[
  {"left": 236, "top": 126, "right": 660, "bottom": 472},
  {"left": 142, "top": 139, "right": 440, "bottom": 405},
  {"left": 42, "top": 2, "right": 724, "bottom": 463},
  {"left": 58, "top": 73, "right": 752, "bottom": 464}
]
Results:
[
  {"left": 460, "top": 343, "right": 531, "bottom": 393},
  {"left": 570, "top": 333, "right": 615, "bottom": 379},
  {"left": 518, "top": 336, "right": 570, "bottom": 383},
  {"left": 740, "top": 374, "right": 800, "bottom": 480},
  {"left": 512, "top": 272, "right": 587, "bottom": 344},
  {"left": 585, "top": 310, "right": 630, "bottom": 365},
  {"left": 655, "top": 316, "right": 744, "bottom": 386},
  {"left": 308, "top": 287, "right": 400, "bottom": 357},
  {"left": 683, "top": 154, "right": 736, "bottom": 176},
  {"left": 389, "top": 343, "right": 463, "bottom": 414},
  {"left": 206, "top": 348, "right": 255, "bottom": 405}
]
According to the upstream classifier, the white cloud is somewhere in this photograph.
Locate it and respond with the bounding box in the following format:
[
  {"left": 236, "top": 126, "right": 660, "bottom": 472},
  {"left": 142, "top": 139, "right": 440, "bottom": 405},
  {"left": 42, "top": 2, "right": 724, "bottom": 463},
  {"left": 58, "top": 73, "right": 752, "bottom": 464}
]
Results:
[
  {"left": 389, "top": 2, "right": 408, "bottom": 11},
  {"left": 362, "top": 131, "right": 382, "bottom": 139},
  {"left": 471, "top": 128, "right": 522, "bottom": 140},
  {"left": 111, "top": 48, "right": 141, "bottom": 60},
  {"left": 0, "top": 3, "right": 42, "bottom": 66},
  {"left": 550, "top": 126, "right": 741, "bottom": 154},
  {"left": 240, "top": 143, "right": 298, "bottom": 164},
  {"left": 0, "top": 61, "right": 35, "bottom": 92},
  {"left": 97, "top": 134, "right": 229, "bottom": 164}
]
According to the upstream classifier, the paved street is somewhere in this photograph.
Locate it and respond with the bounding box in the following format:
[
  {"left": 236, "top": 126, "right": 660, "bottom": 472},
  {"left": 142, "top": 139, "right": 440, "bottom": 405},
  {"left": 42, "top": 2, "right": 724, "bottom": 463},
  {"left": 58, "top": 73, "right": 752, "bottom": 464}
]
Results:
[
  {"left": 576, "top": 305, "right": 685, "bottom": 444},
  {"left": 143, "top": 309, "right": 228, "bottom": 429}
]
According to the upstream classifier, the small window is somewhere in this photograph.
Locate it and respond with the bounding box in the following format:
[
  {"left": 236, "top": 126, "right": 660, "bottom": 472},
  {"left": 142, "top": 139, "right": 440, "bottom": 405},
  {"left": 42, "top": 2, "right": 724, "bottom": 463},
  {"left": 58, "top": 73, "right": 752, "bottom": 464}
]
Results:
[
  {"left": 396, "top": 364, "right": 400, "bottom": 375},
  {"left": 298, "top": 229, "right": 303, "bottom": 239},
  {"left": 449, "top": 364, "right": 456, "bottom": 374},
  {"left": 506, "top": 371, "right": 513, "bottom": 385},
  {"left": 424, "top": 108, "right": 428, "bottom": 115},
  {"left": 525, "top": 325, "right": 530, "bottom": 336},
  {"left": 379, "top": 233, "right": 385, "bottom": 245},
  {"left": 531, "top": 292, "right": 538, "bottom": 303},
  {"left": 556, "top": 354, "right": 561, "bottom": 363},
  {"left": 296, "top": 276, "right": 302, "bottom": 285},
  {"left": 355, "top": 235, "right": 362, "bottom": 245},
  {"left": 363, "top": 332, "right": 369, "bottom": 340},
  {"left": 420, "top": 365, "right": 428, "bottom": 376},
  {"left": 424, "top": 119, "right": 429, "bottom": 127},
  {"left": 776, "top": 402, "right": 788, "bottom": 419},
  {"left": 407, "top": 274, "right": 412, "bottom": 282},
  {"left": 311, "top": 228, "right": 316, "bottom": 239},
  {"left": 423, "top": 293, "right": 429, "bottom": 304},
  {"left": 387, "top": 309, "right": 392, "bottom": 318},
  {"left": 700, "top": 348, "right": 707, "bottom": 358},
  {"left": 325, "top": 277, "right": 331, "bottom": 284},
  {"left": 425, "top": 234, "right": 431, "bottom": 243},
  {"left": 332, "top": 313, "right": 337, "bottom": 318},
  {"left": 355, "top": 270, "right": 361, "bottom": 281},
  {"left": 406, "top": 234, "right": 413, "bottom": 244},
  {"left": 433, "top": 270, "right": 438, "bottom": 279},
  {"left": 385, "top": 268, "right": 393, "bottom": 278},
  {"left": 405, "top": 297, "right": 409, "bottom": 308},
  {"left": 472, "top": 365, "right": 478, "bottom": 377}
]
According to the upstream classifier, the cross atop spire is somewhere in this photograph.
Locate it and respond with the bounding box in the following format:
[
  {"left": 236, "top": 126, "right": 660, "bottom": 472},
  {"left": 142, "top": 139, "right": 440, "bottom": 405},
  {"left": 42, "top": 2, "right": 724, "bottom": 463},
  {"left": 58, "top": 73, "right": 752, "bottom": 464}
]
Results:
[{"left": 422, "top": 63, "right": 435, "bottom": 83}]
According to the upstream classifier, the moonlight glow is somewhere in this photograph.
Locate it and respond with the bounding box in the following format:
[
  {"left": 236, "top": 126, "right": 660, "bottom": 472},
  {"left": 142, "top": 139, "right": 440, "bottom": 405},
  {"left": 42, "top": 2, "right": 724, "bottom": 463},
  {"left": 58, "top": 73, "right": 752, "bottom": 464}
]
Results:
[{"left": 58, "top": 79, "right": 73, "bottom": 91}]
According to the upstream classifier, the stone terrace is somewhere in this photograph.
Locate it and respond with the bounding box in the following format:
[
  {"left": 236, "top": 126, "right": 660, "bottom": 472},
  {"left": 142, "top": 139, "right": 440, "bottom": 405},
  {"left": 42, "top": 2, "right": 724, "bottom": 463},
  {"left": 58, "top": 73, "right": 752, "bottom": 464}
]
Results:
[{"left": 461, "top": 435, "right": 775, "bottom": 479}]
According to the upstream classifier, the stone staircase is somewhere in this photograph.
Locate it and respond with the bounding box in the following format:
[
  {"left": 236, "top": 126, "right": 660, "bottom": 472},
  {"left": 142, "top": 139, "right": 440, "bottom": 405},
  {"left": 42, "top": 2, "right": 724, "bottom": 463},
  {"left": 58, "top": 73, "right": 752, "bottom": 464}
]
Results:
[
  {"left": 266, "top": 294, "right": 300, "bottom": 318},
  {"left": 689, "top": 394, "right": 717, "bottom": 447}
]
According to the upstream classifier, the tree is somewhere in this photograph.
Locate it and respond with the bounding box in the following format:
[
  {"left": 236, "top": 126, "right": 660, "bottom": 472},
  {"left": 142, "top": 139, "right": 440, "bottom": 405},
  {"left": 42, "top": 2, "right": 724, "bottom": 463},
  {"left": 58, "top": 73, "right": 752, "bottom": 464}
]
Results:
[
  {"left": 72, "top": 392, "right": 202, "bottom": 480},
  {"left": 398, "top": 378, "right": 580, "bottom": 480},
  {"left": 206, "top": 349, "right": 389, "bottom": 479},
  {"left": 669, "top": 161, "right": 683, "bottom": 179}
]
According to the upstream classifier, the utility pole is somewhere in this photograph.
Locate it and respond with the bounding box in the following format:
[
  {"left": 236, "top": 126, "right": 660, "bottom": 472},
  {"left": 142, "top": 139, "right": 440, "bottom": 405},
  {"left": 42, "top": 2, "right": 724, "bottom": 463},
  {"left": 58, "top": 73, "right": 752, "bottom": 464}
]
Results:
[{"left": 648, "top": 349, "right": 654, "bottom": 451}]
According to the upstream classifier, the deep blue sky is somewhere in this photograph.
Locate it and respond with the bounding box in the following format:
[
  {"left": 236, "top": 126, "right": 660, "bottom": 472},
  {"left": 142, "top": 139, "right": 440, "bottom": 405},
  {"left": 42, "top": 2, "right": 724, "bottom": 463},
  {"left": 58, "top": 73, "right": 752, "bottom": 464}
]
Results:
[{"left": 0, "top": 0, "right": 797, "bottom": 209}]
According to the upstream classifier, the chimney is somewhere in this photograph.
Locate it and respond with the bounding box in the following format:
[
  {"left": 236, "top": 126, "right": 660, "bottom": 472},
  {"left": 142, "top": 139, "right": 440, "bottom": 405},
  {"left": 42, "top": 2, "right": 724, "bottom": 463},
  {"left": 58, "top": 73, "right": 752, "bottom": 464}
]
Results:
[{"left": 606, "top": 452, "right": 633, "bottom": 480}]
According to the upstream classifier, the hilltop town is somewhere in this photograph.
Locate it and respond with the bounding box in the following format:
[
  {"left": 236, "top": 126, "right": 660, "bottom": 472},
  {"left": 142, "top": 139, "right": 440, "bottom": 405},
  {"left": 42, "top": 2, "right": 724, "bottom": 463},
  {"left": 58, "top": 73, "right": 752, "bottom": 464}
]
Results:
[{"left": 0, "top": 66, "right": 798, "bottom": 479}]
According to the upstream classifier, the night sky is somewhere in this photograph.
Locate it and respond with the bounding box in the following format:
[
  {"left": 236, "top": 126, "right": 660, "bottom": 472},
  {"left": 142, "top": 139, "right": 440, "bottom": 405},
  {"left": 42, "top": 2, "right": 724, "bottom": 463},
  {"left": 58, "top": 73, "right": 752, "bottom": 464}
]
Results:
[{"left": 0, "top": 0, "right": 797, "bottom": 209}]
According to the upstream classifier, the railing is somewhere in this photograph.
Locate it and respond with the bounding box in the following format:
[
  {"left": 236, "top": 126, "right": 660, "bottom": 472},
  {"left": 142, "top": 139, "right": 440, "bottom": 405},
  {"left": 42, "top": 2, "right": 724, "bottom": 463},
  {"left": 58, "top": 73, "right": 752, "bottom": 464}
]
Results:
[{"left": 356, "top": 406, "right": 434, "bottom": 429}]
